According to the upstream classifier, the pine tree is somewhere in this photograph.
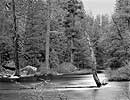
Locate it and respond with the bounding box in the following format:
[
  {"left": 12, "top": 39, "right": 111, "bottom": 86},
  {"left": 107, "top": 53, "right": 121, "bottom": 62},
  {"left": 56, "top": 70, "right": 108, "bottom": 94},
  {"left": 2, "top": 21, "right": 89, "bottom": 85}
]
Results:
[{"left": 62, "top": 0, "right": 84, "bottom": 64}]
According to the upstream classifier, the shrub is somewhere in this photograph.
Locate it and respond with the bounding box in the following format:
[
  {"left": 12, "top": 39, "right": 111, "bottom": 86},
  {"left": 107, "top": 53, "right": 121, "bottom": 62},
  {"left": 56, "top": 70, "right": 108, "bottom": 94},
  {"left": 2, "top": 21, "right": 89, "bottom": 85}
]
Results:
[
  {"left": 107, "top": 62, "right": 130, "bottom": 81},
  {"left": 57, "top": 62, "right": 77, "bottom": 73}
]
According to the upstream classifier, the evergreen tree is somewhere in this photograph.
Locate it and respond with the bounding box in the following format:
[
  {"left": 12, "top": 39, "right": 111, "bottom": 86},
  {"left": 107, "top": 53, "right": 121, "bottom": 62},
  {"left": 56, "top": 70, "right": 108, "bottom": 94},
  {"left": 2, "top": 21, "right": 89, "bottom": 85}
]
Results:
[
  {"left": 106, "top": 0, "right": 130, "bottom": 69},
  {"left": 62, "top": 0, "right": 84, "bottom": 64}
]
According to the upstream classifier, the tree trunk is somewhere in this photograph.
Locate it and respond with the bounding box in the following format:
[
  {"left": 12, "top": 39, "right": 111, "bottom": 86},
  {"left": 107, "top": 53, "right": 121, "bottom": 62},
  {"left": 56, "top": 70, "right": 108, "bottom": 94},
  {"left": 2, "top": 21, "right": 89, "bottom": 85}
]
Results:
[
  {"left": 70, "top": 14, "right": 75, "bottom": 64},
  {"left": 12, "top": 0, "right": 20, "bottom": 76},
  {"left": 70, "top": 39, "right": 74, "bottom": 64},
  {"left": 85, "top": 32, "right": 101, "bottom": 87},
  {"left": 128, "top": 19, "right": 130, "bottom": 32},
  {"left": 45, "top": 0, "right": 51, "bottom": 73}
]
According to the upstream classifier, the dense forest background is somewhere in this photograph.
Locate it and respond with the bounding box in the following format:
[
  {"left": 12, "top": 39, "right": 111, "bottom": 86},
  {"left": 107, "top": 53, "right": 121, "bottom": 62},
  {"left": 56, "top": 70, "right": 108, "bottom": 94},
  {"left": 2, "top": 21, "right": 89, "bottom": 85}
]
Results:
[{"left": 0, "top": 0, "right": 130, "bottom": 74}]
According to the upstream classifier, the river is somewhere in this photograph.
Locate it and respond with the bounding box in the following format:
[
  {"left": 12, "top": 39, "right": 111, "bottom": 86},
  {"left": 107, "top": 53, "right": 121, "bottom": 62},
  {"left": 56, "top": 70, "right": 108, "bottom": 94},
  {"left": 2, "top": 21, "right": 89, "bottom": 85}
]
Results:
[{"left": 0, "top": 73, "right": 130, "bottom": 100}]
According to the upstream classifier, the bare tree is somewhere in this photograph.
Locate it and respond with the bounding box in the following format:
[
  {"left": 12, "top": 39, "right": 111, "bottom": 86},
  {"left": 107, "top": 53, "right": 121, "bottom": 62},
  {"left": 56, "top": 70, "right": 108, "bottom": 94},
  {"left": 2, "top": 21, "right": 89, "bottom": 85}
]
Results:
[{"left": 85, "top": 31, "right": 101, "bottom": 87}]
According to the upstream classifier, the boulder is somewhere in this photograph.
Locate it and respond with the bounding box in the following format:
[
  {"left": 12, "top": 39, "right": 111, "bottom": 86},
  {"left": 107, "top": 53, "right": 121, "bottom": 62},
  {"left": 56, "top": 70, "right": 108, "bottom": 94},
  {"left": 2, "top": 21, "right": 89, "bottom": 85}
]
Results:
[{"left": 21, "top": 65, "right": 37, "bottom": 75}]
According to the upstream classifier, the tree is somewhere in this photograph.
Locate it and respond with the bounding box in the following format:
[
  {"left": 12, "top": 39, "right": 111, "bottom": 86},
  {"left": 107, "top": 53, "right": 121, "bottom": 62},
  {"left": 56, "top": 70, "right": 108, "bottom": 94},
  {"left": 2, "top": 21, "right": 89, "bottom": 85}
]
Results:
[
  {"left": 21, "top": 0, "right": 47, "bottom": 69},
  {"left": 0, "top": 0, "right": 13, "bottom": 64},
  {"left": 84, "top": 31, "right": 101, "bottom": 87},
  {"left": 61, "top": 0, "right": 85, "bottom": 65},
  {"left": 43, "top": 0, "right": 50, "bottom": 73},
  {"left": 12, "top": 0, "right": 20, "bottom": 76},
  {"left": 79, "top": 12, "right": 104, "bottom": 87},
  {"left": 104, "top": 0, "right": 130, "bottom": 69}
]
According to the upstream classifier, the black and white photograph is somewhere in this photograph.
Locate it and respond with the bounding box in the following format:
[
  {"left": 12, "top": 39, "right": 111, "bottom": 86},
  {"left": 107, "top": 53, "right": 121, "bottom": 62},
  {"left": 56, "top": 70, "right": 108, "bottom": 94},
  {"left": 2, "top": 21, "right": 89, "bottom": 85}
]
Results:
[{"left": 0, "top": 0, "right": 130, "bottom": 100}]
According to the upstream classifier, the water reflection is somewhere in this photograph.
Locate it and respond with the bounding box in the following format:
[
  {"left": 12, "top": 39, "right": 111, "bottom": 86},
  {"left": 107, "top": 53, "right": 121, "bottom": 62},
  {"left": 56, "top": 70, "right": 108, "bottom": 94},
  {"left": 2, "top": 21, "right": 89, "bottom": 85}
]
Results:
[
  {"left": 53, "top": 74, "right": 130, "bottom": 100},
  {"left": 0, "top": 74, "right": 130, "bottom": 100},
  {"left": 91, "top": 89, "right": 98, "bottom": 100}
]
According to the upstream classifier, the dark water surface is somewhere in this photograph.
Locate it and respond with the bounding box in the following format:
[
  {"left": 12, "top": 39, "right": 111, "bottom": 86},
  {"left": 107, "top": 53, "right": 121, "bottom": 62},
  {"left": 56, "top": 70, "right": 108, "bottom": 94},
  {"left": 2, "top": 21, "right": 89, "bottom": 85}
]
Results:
[{"left": 0, "top": 74, "right": 130, "bottom": 100}]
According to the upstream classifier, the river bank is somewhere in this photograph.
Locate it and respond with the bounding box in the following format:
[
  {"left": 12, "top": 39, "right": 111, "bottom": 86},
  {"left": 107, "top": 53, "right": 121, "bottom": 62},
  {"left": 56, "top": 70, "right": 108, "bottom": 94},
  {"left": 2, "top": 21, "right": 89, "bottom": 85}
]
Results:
[{"left": 106, "top": 65, "right": 130, "bottom": 81}]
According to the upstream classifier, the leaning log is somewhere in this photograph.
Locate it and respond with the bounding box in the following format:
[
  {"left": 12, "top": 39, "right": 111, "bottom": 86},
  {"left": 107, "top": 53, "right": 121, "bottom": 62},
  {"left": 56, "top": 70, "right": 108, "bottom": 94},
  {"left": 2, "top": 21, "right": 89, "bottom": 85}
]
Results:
[{"left": 85, "top": 32, "right": 101, "bottom": 87}]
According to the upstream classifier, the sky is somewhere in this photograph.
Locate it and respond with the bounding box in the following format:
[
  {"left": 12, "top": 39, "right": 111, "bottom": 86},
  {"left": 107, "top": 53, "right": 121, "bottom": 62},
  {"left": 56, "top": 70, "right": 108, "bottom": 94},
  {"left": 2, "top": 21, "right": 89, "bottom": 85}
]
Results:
[{"left": 82, "top": 0, "right": 116, "bottom": 17}]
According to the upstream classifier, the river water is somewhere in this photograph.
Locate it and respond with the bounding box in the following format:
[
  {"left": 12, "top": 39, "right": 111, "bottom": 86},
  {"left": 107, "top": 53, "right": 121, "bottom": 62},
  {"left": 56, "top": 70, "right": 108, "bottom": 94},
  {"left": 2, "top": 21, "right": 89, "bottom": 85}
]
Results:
[{"left": 0, "top": 74, "right": 130, "bottom": 100}]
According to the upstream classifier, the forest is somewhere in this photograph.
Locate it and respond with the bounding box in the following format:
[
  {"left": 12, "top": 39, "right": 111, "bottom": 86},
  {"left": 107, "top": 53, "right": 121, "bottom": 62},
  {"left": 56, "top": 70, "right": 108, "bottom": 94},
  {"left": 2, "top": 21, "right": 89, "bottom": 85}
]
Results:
[{"left": 0, "top": 0, "right": 130, "bottom": 82}]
